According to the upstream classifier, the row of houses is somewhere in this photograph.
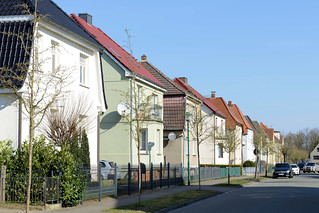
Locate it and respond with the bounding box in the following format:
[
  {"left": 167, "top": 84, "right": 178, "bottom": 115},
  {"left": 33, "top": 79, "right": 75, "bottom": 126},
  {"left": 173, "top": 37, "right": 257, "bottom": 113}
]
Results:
[{"left": 0, "top": 0, "right": 284, "bottom": 172}]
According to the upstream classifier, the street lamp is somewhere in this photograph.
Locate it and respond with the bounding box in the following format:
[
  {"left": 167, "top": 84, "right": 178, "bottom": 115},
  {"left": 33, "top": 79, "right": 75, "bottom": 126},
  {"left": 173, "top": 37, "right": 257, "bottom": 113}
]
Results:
[{"left": 185, "top": 112, "right": 192, "bottom": 186}]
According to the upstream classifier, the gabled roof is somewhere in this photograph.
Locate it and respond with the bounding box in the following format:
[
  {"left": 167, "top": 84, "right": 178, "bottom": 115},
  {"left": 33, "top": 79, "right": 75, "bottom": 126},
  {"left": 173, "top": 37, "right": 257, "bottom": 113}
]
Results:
[
  {"left": 0, "top": 0, "right": 104, "bottom": 87},
  {"left": 0, "top": 20, "right": 33, "bottom": 87},
  {"left": 140, "top": 60, "right": 185, "bottom": 96},
  {"left": 260, "top": 122, "right": 274, "bottom": 141},
  {"left": 173, "top": 78, "right": 226, "bottom": 118},
  {"left": 207, "top": 97, "right": 242, "bottom": 129},
  {"left": 71, "top": 14, "right": 164, "bottom": 89},
  {"left": 0, "top": 0, "right": 101, "bottom": 47},
  {"left": 228, "top": 103, "right": 252, "bottom": 134}
]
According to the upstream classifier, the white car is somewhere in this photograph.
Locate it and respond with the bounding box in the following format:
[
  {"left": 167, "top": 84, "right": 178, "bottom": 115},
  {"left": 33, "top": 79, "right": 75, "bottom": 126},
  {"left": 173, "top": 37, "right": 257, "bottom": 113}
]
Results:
[{"left": 290, "top": 164, "right": 300, "bottom": 175}]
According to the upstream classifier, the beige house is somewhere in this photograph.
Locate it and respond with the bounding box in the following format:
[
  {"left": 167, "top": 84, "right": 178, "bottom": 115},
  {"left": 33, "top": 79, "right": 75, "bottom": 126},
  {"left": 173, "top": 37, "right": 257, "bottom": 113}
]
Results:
[{"left": 310, "top": 143, "right": 319, "bottom": 163}]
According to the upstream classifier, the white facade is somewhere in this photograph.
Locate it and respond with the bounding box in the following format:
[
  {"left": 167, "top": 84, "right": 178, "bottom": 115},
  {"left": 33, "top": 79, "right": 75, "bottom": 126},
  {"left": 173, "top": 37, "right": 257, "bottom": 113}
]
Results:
[
  {"left": 0, "top": 20, "right": 106, "bottom": 171},
  {"left": 242, "top": 129, "right": 255, "bottom": 162},
  {"left": 199, "top": 104, "right": 228, "bottom": 165}
]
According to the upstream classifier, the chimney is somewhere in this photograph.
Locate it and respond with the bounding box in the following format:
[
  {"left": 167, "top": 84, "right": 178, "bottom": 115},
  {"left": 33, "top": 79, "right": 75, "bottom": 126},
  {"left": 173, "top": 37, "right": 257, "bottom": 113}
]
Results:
[
  {"left": 78, "top": 13, "right": 92, "bottom": 25},
  {"left": 228, "top": 101, "right": 232, "bottom": 106},
  {"left": 141, "top": 54, "right": 147, "bottom": 61},
  {"left": 211, "top": 91, "right": 216, "bottom": 99},
  {"left": 178, "top": 77, "right": 188, "bottom": 84}
]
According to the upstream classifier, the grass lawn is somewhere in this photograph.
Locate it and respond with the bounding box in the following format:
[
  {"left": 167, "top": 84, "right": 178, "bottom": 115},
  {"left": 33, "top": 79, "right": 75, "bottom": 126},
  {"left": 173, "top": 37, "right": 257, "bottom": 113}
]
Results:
[
  {"left": 104, "top": 189, "right": 218, "bottom": 213},
  {"left": 213, "top": 177, "right": 264, "bottom": 187}
]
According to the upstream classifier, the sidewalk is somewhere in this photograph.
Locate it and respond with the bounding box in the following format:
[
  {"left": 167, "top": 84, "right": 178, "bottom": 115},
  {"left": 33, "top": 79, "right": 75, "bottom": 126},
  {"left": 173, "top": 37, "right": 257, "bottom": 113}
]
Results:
[{"left": 0, "top": 175, "right": 255, "bottom": 213}]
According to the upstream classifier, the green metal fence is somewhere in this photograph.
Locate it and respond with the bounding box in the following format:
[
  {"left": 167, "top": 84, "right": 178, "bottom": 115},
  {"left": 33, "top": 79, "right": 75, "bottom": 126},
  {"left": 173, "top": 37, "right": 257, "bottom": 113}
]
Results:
[{"left": 220, "top": 167, "right": 241, "bottom": 178}]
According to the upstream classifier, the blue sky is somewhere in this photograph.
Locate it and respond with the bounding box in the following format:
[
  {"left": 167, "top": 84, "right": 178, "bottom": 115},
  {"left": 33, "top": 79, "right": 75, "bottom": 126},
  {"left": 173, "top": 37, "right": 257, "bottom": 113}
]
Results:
[{"left": 54, "top": 0, "right": 319, "bottom": 134}]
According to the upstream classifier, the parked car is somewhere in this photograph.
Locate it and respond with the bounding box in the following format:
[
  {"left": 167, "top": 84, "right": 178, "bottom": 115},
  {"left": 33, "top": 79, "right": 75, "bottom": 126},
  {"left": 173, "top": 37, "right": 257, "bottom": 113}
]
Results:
[
  {"left": 100, "top": 160, "right": 121, "bottom": 180},
  {"left": 297, "top": 162, "right": 306, "bottom": 172},
  {"left": 290, "top": 164, "right": 300, "bottom": 175},
  {"left": 303, "top": 162, "right": 319, "bottom": 173},
  {"left": 273, "top": 163, "right": 293, "bottom": 178}
]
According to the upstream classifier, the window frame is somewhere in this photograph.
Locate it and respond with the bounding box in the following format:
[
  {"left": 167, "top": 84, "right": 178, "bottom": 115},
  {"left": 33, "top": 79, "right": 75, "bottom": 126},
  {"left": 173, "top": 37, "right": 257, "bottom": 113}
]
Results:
[
  {"left": 139, "top": 128, "right": 148, "bottom": 153},
  {"left": 80, "top": 53, "right": 89, "bottom": 86}
]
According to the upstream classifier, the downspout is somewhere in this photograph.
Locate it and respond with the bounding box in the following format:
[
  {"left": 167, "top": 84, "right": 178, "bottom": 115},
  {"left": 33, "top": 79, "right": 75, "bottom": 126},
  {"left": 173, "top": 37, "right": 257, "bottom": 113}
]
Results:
[
  {"left": 213, "top": 113, "right": 216, "bottom": 165},
  {"left": 130, "top": 77, "right": 133, "bottom": 165},
  {"left": 97, "top": 114, "right": 100, "bottom": 168},
  {"left": 183, "top": 94, "right": 189, "bottom": 169},
  {"left": 18, "top": 97, "right": 22, "bottom": 149}
]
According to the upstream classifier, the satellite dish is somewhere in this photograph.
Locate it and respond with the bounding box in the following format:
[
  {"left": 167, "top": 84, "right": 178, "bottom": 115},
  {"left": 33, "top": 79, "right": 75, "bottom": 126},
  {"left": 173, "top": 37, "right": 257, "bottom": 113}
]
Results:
[
  {"left": 117, "top": 102, "right": 130, "bottom": 116},
  {"left": 168, "top": 132, "right": 176, "bottom": 141}
]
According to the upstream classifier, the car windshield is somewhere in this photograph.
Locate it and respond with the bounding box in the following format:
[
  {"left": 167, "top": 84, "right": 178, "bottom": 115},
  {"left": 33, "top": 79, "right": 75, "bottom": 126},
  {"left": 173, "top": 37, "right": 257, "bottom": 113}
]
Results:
[
  {"left": 275, "top": 163, "right": 289, "bottom": 168},
  {"left": 306, "top": 163, "right": 315, "bottom": 166},
  {"left": 291, "top": 165, "right": 297, "bottom": 168}
]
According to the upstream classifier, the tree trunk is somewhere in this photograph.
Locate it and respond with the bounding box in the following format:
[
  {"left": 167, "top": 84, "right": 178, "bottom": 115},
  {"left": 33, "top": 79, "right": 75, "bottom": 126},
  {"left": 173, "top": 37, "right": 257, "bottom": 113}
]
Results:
[
  {"left": 138, "top": 148, "right": 141, "bottom": 204},
  {"left": 197, "top": 139, "right": 201, "bottom": 190},
  {"left": 254, "top": 156, "right": 258, "bottom": 179},
  {"left": 228, "top": 154, "right": 231, "bottom": 185},
  {"left": 26, "top": 114, "right": 34, "bottom": 213}
]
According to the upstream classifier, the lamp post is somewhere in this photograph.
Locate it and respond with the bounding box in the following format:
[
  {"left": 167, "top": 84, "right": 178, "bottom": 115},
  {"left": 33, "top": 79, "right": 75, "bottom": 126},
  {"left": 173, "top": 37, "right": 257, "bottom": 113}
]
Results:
[{"left": 185, "top": 112, "right": 192, "bottom": 186}]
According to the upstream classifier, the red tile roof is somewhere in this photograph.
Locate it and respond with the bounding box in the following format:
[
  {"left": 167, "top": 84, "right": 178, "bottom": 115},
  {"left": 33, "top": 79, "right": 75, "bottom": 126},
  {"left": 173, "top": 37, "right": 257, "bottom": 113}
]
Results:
[
  {"left": 173, "top": 78, "right": 226, "bottom": 118},
  {"left": 228, "top": 104, "right": 252, "bottom": 135},
  {"left": 71, "top": 14, "right": 164, "bottom": 87},
  {"left": 260, "top": 122, "right": 274, "bottom": 140},
  {"left": 207, "top": 97, "right": 243, "bottom": 129}
]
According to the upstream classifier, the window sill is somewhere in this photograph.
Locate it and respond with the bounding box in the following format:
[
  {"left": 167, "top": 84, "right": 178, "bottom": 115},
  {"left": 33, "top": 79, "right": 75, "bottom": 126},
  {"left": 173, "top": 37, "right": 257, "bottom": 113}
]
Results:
[{"left": 140, "top": 152, "right": 149, "bottom": 155}]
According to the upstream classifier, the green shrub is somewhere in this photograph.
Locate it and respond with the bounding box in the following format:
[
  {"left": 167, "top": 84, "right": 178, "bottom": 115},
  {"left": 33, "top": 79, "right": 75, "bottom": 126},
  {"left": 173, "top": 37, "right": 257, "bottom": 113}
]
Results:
[
  {"left": 58, "top": 144, "right": 86, "bottom": 207},
  {"left": 243, "top": 160, "right": 256, "bottom": 167},
  {"left": 0, "top": 140, "right": 13, "bottom": 167}
]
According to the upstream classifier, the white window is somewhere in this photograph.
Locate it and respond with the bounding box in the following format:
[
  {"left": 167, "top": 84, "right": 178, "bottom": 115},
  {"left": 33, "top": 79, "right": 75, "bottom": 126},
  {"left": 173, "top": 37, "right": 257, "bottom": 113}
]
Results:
[
  {"left": 139, "top": 128, "right": 148, "bottom": 152},
  {"left": 157, "top": 129, "right": 161, "bottom": 154},
  {"left": 137, "top": 86, "right": 142, "bottom": 106},
  {"left": 80, "top": 54, "right": 88, "bottom": 85},
  {"left": 218, "top": 143, "right": 223, "bottom": 158},
  {"left": 51, "top": 40, "right": 59, "bottom": 74}
]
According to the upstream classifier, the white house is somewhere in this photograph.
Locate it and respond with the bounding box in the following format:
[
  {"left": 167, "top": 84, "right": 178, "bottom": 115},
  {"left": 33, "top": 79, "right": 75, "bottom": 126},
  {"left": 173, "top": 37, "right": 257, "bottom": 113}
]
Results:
[{"left": 0, "top": 0, "right": 107, "bottom": 170}]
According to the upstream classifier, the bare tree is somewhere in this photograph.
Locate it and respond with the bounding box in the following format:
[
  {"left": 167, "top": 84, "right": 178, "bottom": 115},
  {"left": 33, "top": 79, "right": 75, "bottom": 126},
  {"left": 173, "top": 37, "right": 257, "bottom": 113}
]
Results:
[
  {"left": 41, "top": 96, "right": 93, "bottom": 147},
  {"left": 220, "top": 128, "right": 241, "bottom": 184},
  {"left": 187, "top": 106, "right": 215, "bottom": 190},
  {"left": 0, "top": 1, "right": 69, "bottom": 212},
  {"left": 252, "top": 132, "right": 263, "bottom": 179},
  {"left": 120, "top": 29, "right": 159, "bottom": 204},
  {"left": 261, "top": 138, "right": 274, "bottom": 177}
]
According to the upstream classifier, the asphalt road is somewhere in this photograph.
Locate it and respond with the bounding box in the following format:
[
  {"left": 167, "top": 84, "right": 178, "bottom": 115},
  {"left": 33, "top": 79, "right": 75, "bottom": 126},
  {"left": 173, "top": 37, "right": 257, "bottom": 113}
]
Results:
[{"left": 170, "top": 172, "right": 319, "bottom": 213}]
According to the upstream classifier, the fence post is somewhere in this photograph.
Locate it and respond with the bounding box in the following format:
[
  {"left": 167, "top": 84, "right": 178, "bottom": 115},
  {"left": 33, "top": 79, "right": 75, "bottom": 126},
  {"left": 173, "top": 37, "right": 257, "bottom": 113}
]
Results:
[
  {"left": 150, "top": 163, "right": 153, "bottom": 190},
  {"left": 99, "top": 164, "right": 102, "bottom": 202},
  {"left": 160, "top": 162, "right": 162, "bottom": 188},
  {"left": 168, "top": 163, "right": 170, "bottom": 188},
  {"left": 174, "top": 166, "right": 177, "bottom": 185},
  {"left": 0, "top": 166, "right": 6, "bottom": 202},
  {"left": 128, "top": 163, "right": 131, "bottom": 196},
  {"left": 59, "top": 164, "right": 62, "bottom": 204},
  {"left": 114, "top": 163, "right": 118, "bottom": 198},
  {"left": 43, "top": 178, "right": 47, "bottom": 207}
]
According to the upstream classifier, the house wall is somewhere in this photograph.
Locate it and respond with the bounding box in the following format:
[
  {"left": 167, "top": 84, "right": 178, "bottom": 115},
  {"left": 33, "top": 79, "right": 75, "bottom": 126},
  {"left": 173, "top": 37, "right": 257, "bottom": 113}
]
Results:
[
  {"left": 1, "top": 23, "right": 106, "bottom": 171},
  {"left": 310, "top": 144, "right": 319, "bottom": 163},
  {"left": 100, "top": 53, "right": 164, "bottom": 167},
  {"left": 163, "top": 130, "right": 183, "bottom": 166},
  {"left": 243, "top": 129, "right": 255, "bottom": 162},
  {"left": 234, "top": 125, "right": 243, "bottom": 165},
  {"left": 0, "top": 94, "right": 19, "bottom": 149},
  {"left": 100, "top": 53, "right": 130, "bottom": 167},
  {"left": 184, "top": 98, "right": 201, "bottom": 168}
]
